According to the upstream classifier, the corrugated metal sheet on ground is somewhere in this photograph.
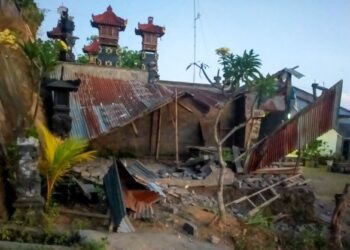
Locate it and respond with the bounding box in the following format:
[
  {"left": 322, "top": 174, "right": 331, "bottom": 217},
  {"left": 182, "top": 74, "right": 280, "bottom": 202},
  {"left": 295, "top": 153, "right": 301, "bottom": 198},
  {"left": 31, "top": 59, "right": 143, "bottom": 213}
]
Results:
[
  {"left": 126, "top": 160, "right": 158, "bottom": 181},
  {"left": 64, "top": 72, "right": 173, "bottom": 139},
  {"left": 103, "top": 159, "right": 134, "bottom": 232},
  {"left": 124, "top": 160, "right": 165, "bottom": 197},
  {"left": 247, "top": 81, "right": 342, "bottom": 172}
]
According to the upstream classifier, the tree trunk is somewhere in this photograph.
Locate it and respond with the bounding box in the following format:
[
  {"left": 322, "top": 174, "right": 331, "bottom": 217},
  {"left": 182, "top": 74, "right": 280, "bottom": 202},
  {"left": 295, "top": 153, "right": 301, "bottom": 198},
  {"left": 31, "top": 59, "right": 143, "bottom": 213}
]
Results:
[
  {"left": 330, "top": 184, "right": 350, "bottom": 249},
  {"left": 214, "top": 108, "right": 227, "bottom": 222}
]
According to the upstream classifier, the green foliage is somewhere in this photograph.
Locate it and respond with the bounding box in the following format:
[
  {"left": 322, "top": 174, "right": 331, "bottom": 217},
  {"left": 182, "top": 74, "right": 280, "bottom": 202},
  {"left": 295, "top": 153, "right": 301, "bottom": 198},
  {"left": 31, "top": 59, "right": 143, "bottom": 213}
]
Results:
[
  {"left": 42, "top": 203, "right": 59, "bottom": 229},
  {"left": 20, "top": 39, "right": 61, "bottom": 75},
  {"left": 12, "top": 209, "right": 39, "bottom": 227},
  {"left": 6, "top": 142, "right": 19, "bottom": 167},
  {"left": 216, "top": 48, "right": 262, "bottom": 90},
  {"left": 252, "top": 74, "right": 277, "bottom": 106},
  {"left": 25, "top": 126, "right": 38, "bottom": 138},
  {"left": 79, "top": 238, "right": 108, "bottom": 250},
  {"left": 117, "top": 46, "right": 142, "bottom": 69},
  {"left": 280, "top": 226, "right": 327, "bottom": 250},
  {"left": 71, "top": 218, "right": 92, "bottom": 230},
  {"left": 76, "top": 54, "right": 89, "bottom": 65},
  {"left": 299, "top": 139, "right": 330, "bottom": 167},
  {"left": 0, "top": 227, "right": 11, "bottom": 241},
  {"left": 245, "top": 212, "right": 272, "bottom": 229},
  {"left": 222, "top": 147, "right": 233, "bottom": 161},
  {"left": 36, "top": 122, "right": 96, "bottom": 207},
  {"left": 14, "top": 0, "right": 44, "bottom": 34}
]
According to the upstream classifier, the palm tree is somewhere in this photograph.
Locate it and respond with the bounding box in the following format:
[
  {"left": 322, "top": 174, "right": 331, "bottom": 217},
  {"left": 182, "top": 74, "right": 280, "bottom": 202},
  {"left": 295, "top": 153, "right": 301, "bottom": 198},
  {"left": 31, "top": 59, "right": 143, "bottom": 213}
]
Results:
[{"left": 36, "top": 122, "right": 96, "bottom": 207}]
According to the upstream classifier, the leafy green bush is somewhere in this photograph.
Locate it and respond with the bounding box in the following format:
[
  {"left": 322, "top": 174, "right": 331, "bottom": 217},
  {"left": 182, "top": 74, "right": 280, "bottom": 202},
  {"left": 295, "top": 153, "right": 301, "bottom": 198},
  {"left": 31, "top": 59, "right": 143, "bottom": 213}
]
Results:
[
  {"left": 117, "top": 47, "right": 141, "bottom": 69},
  {"left": 79, "top": 238, "right": 108, "bottom": 250},
  {"left": 14, "top": 0, "right": 44, "bottom": 34}
]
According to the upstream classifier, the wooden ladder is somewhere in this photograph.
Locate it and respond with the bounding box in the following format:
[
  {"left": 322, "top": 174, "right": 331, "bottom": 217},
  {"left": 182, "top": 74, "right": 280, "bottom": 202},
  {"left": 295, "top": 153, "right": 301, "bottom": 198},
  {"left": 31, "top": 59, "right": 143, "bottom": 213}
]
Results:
[{"left": 225, "top": 174, "right": 304, "bottom": 217}]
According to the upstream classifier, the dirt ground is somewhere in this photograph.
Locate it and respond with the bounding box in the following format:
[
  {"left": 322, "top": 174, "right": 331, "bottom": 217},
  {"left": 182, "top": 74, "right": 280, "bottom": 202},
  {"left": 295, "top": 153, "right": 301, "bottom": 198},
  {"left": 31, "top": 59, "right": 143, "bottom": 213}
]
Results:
[
  {"left": 80, "top": 230, "right": 229, "bottom": 250},
  {"left": 303, "top": 166, "right": 350, "bottom": 203}
]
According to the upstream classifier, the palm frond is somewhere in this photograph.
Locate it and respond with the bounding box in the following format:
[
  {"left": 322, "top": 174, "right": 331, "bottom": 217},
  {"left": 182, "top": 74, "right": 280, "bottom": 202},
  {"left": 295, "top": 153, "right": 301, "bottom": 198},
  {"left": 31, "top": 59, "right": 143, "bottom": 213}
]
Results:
[{"left": 36, "top": 122, "right": 96, "bottom": 206}]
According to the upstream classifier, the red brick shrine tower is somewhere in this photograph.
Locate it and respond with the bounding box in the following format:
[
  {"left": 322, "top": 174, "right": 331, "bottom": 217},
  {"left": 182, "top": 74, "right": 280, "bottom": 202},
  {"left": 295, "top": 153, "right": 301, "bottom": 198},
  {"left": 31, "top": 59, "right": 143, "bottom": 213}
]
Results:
[
  {"left": 135, "top": 17, "right": 165, "bottom": 83},
  {"left": 83, "top": 5, "right": 127, "bottom": 66}
]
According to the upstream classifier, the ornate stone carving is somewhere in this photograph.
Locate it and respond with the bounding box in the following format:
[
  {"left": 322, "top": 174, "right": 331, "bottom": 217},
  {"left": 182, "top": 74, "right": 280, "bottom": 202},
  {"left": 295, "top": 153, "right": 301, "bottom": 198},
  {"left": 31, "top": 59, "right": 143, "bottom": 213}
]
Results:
[{"left": 13, "top": 137, "right": 44, "bottom": 212}]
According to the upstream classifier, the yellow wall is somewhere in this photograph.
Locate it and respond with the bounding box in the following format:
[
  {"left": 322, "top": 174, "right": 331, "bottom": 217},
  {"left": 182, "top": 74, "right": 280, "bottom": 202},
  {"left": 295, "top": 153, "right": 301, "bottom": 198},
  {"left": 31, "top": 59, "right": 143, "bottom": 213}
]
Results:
[{"left": 287, "top": 129, "right": 342, "bottom": 157}]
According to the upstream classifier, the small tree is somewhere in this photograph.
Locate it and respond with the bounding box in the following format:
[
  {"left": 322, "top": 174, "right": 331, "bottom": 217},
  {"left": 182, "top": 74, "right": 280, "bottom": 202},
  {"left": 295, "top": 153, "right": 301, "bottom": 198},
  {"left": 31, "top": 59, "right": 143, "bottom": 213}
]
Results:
[
  {"left": 117, "top": 46, "right": 142, "bottom": 69},
  {"left": 216, "top": 48, "right": 262, "bottom": 90},
  {"left": 188, "top": 48, "right": 276, "bottom": 223},
  {"left": 36, "top": 122, "right": 96, "bottom": 208},
  {"left": 300, "top": 139, "right": 329, "bottom": 167}
]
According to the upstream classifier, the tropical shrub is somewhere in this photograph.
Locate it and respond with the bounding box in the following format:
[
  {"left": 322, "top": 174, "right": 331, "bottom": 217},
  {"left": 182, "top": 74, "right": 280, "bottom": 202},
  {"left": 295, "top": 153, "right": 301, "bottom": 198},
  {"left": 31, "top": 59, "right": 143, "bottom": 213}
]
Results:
[{"left": 36, "top": 122, "right": 96, "bottom": 207}]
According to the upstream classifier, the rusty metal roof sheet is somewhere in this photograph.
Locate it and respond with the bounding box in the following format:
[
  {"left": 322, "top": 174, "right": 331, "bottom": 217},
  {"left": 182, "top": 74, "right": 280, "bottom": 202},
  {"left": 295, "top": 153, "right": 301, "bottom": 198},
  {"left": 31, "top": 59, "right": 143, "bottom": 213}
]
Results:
[
  {"left": 70, "top": 77, "right": 173, "bottom": 139},
  {"left": 247, "top": 81, "right": 343, "bottom": 172},
  {"left": 160, "top": 80, "right": 228, "bottom": 109},
  {"left": 50, "top": 64, "right": 173, "bottom": 139}
]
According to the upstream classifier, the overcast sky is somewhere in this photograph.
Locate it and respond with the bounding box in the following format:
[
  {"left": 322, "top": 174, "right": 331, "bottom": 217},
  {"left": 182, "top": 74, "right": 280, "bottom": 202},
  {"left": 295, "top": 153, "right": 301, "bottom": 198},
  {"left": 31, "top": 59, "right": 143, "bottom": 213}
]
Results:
[{"left": 36, "top": 0, "right": 350, "bottom": 108}]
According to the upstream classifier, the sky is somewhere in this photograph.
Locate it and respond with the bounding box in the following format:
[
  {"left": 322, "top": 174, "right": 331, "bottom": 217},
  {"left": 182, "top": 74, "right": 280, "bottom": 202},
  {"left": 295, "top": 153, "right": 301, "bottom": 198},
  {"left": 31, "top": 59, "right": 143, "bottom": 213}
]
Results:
[{"left": 36, "top": 0, "right": 350, "bottom": 108}]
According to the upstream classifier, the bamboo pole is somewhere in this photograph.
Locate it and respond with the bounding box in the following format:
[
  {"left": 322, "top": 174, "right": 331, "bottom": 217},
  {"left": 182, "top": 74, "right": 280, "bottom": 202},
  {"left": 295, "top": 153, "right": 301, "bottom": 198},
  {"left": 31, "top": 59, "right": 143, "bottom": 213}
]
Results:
[
  {"left": 155, "top": 108, "right": 162, "bottom": 159},
  {"left": 175, "top": 88, "right": 179, "bottom": 166}
]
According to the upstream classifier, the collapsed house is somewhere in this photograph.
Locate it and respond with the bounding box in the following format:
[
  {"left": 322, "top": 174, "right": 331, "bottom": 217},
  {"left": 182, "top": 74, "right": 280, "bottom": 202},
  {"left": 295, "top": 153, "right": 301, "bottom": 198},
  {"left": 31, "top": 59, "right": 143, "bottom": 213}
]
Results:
[{"left": 45, "top": 5, "right": 344, "bottom": 173}]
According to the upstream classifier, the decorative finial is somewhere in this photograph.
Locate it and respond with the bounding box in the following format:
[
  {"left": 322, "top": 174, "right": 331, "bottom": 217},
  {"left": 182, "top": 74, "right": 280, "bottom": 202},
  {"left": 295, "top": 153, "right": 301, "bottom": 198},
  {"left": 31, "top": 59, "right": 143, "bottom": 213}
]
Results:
[{"left": 148, "top": 16, "right": 154, "bottom": 24}]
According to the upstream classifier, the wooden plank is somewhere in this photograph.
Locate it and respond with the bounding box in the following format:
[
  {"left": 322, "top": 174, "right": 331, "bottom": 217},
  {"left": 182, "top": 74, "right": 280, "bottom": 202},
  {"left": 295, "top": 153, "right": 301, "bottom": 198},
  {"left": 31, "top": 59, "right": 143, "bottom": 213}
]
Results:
[
  {"left": 131, "top": 122, "right": 139, "bottom": 136},
  {"left": 155, "top": 108, "right": 162, "bottom": 159},
  {"left": 175, "top": 88, "right": 179, "bottom": 166},
  {"left": 246, "top": 198, "right": 257, "bottom": 208},
  {"left": 178, "top": 101, "right": 193, "bottom": 113},
  {"left": 225, "top": 174, "right": 301, "bottom": 207},
  {"left": 259, "top": 193, "right": 267, "bottom": 202},
  {"left": 167, "top": 104, "right": 175, "bottom": 127},
  {"left": 149, "top": 111, "right": 154, "bottom": 155},
  {"left": 60, "top": 208, "right": 109, "bottom": 219},
  {"left": 248, "top": 194, "right": 281, "bottom": 217}
]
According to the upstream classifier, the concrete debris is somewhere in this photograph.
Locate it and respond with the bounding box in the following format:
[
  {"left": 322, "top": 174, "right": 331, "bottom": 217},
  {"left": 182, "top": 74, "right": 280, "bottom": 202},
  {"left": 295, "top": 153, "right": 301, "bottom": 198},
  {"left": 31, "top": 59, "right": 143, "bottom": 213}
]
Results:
[
  {"left": 183, "top": 221, "right": 198, "bottom": 237},
  {"left": 158, "top": 165, "right": 235, "bottom": 188},
  {"left": 209, "top": 235, "right": 220, "bottom": 244}
]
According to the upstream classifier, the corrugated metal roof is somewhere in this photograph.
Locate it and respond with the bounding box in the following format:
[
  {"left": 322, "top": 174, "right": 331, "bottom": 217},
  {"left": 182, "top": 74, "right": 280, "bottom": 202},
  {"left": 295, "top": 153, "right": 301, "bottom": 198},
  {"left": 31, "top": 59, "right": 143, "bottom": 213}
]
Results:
[
  {"left": 293, "top": 86, "right": 350, "bottom": 117},
  {"left": 70, "top": 77, "right": 173, "bottom": 139},
  {"left": 160, "top": 81, "right": 228, "bottom": 109},
  {"left": 50, "top": 64, "right": 173, "bottom": 139},
  {"left": 247, "top": 81, "right": 342, "bottom": 172}
]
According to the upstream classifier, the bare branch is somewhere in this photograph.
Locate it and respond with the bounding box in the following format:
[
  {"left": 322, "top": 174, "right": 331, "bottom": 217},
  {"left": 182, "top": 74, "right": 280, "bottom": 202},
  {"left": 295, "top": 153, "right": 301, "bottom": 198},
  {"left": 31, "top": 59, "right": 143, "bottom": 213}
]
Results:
[{"left": 219, "top": 121, "right": 246, "bottom": 146}]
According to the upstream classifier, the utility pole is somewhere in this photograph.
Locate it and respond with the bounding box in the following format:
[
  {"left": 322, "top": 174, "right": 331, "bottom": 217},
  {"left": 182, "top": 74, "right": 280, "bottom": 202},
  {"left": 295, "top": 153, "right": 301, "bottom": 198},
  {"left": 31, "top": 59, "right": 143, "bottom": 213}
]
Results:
[{"left": 193, "top": 0, "right": 200, "bottom": 83}]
